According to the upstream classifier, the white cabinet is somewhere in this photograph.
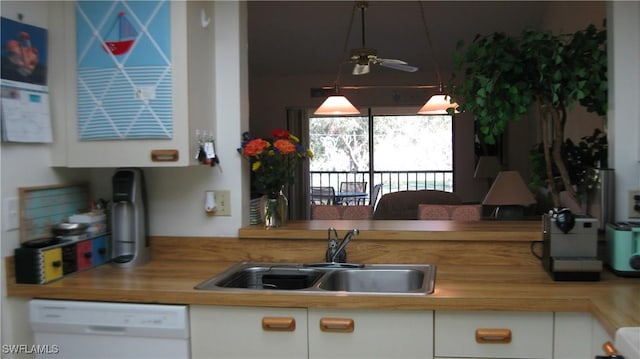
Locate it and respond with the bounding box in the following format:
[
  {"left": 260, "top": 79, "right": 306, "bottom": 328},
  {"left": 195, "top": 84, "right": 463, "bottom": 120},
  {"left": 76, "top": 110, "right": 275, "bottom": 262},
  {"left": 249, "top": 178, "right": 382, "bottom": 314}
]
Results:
[
  {"left": 554, "top": 312, "right": 613, "bottom": 358},
  {"left": 190, "top": 305, "right": 308, "bottom": 359},
  {"left": 308, "top": 309, "right": 434, "bottom": 359},
  {"left": 190, "top": 306, "right": 434, "bottom": 359},
  {"left": 434, "top": 311, "right": 554, "bottom": 359},
  {"left": 49, "top": 1, "right": 214, "bottom": 167}
]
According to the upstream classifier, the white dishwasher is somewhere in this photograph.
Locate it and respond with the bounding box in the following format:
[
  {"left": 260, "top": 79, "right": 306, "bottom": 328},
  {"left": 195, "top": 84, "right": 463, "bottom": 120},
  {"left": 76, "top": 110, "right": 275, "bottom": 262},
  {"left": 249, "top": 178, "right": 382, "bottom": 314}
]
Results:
[{"left": 29, "top": 299, "right": 190, "bottom": 359}]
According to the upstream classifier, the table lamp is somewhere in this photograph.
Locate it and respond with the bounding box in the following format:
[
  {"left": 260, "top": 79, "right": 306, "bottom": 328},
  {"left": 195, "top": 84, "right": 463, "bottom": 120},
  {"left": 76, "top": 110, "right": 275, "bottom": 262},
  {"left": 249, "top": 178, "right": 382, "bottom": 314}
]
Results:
[
  {"left": 482, "top": 170, "right": 536, "bottom": 220},
  {"left": 474, "top": 156, "right": 502, "bottom": 187}
]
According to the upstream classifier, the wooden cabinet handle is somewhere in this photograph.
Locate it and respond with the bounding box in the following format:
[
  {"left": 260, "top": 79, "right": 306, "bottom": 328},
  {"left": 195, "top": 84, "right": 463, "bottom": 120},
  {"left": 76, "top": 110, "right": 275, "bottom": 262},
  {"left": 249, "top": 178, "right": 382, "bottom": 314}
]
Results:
[
  {"left": 319, "top": 318, "right": 354, "bottom": 333},
  {"left": 602, "top": 341, "right": 618, "bottom": 356},
  {"left": 262, "top": 317, "right": 296, "bottom": 331},
  {"left": 475, "top": 328, "right": 512, "bottom": 344},
  {"left": 151, "top": 149, "right": 179, "bottom": 162}
]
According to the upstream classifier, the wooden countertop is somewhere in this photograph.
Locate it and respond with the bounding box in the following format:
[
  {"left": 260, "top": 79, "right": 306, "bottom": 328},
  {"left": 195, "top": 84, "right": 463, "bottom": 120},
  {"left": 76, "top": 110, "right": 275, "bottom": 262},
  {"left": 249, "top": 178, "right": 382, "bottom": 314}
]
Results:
[
  {"left": 7, "top": 259, "right": 639, "bottom": 337},
  {"left": 239, "top": 220, "right": 543, "bottom": 241}
]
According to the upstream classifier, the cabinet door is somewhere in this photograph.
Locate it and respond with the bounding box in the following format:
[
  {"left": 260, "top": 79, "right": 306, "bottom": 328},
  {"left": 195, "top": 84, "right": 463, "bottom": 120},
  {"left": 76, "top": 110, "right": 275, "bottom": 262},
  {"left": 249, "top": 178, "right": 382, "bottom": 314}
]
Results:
[
  {"left": 76, "top": 240, "right": 93, "bottom": 270},
  {"left": 435, "top": 311, "right": 553, "bottom": 359},
  {"left": 50, "top": 1, "right": 214, "bottom": 167},
  {"left": 190, "top": 305, "right": 308, "bottom": 359},
  {"left": 91, "top": 235, "right": 109, "bottom": 266},
  {"left": 308, "top": 309, "right": 434, "bottom": 359},
  {"left": 41, "top": 248, "right": 63, "bottom": 283},
  {"left": 554, "top": 312, "right": 593, "bottom": 359}
]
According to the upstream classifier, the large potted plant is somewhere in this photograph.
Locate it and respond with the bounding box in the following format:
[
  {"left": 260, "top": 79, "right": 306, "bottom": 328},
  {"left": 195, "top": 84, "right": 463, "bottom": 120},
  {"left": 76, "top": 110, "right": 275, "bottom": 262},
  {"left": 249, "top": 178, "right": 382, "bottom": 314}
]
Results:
[{"left": 451, "top": 23, "right": 607, "bottom": 207}]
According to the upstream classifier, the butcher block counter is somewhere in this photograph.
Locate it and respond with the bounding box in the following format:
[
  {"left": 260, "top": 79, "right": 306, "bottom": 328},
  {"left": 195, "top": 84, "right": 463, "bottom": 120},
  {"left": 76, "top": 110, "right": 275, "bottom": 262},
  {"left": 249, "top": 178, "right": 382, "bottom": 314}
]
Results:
[{"left": 6, "top": 220, "right": 640, "bottom": 338}]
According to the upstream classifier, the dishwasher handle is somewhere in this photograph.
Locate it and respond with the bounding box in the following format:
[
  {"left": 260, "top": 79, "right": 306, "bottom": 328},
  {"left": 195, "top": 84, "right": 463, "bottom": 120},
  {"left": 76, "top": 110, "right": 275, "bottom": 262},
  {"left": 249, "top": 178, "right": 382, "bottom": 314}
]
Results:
[{"left": 86, "top": 325, "right": 127, "bottom": 335}]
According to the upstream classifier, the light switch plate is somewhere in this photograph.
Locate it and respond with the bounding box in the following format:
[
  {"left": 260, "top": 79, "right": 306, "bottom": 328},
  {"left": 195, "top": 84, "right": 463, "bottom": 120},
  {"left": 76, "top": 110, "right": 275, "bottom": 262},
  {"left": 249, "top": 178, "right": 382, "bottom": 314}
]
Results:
[
  {"left": 211, "top": 190, "right": 231, "bottom": 216},
  {"left": 4, "top": 197, "right": 19, "bottom": 231}
]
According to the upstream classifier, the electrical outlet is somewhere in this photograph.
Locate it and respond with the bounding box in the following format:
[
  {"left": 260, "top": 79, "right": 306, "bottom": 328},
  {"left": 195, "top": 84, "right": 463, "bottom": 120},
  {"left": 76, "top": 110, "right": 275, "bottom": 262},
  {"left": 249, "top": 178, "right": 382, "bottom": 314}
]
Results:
[
  {"left": 629, "top": 190, "right": 640, "bottom": 218},
  {"left": 4, "top": 197, "right": 19, "bottom": 231},
  {"left": 212, "top": 190, "right": 231, "bottom": 216}
]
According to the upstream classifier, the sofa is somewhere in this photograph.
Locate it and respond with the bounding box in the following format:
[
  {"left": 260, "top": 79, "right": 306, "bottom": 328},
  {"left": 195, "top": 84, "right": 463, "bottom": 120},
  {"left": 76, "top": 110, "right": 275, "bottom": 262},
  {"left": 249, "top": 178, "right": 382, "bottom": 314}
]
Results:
[{"left": 372, "top": 190, "right": 463, "bottom": 220}]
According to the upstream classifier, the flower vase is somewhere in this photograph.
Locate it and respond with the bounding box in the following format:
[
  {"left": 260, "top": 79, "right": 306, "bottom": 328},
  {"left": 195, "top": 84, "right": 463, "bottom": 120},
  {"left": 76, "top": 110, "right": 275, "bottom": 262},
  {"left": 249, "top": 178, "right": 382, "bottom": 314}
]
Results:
[{"left": 262, "top": 188, "right": 288, "bottom": 228}]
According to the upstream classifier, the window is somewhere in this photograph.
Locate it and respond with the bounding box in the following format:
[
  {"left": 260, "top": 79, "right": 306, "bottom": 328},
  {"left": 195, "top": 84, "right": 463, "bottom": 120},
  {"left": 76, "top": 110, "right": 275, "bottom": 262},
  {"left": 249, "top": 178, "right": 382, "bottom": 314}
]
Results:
[{"left": 309, "top": 108, "right": 453, "bottom": 195}]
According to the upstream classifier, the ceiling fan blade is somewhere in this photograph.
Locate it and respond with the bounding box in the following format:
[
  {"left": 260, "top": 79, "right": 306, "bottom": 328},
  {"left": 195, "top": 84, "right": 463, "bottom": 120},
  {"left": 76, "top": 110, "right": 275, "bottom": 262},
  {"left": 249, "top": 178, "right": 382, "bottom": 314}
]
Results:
[
  {"left": 353, "top": 63, "right": 370, "bottom": 75},
  {"left": 377, "top": 58, "right": 419, "bottom": 73}
]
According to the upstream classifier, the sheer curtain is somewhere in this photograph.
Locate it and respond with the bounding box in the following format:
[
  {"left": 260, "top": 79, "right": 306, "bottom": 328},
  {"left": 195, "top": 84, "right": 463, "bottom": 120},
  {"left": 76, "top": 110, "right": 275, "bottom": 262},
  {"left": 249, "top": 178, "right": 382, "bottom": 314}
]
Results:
[{"left": 286, "top": 108, "right": 311, "bottom": 220}]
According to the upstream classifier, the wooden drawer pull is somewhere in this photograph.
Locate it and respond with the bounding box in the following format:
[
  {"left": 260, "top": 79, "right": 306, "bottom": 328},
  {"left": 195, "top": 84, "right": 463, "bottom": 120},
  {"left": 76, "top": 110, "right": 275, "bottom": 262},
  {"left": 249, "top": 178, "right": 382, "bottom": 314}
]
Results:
[
  {"left": 475, "top": 328, "right": 512, "bottom": 344},
  {"left": 151, "top": 149, "right": 179, "bottom": 162},
  {"left": 602, "top": 341, "right": 619, "bottom": 356},
  {"left": 262, "top": 317, "right": 296, "bottom": 331},
  {"left": 319, "top": 318, "right": 354, "bottom": 333}
]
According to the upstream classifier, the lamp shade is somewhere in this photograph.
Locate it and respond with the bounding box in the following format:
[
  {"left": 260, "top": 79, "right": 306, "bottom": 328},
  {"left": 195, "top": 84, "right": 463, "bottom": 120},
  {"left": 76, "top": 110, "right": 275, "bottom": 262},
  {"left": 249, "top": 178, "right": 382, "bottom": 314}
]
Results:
[
  {"left": 483, "top": 171, "right": 536, "bottom": 206},
  {"left": 474, "top": 156, "right": 501, "bottom": 179},
  {"left": 313, "top": 95, "right": 360, "bottom": 116},
  {"left": 417, "top": 94, "right": 460, "bottom": 115}
]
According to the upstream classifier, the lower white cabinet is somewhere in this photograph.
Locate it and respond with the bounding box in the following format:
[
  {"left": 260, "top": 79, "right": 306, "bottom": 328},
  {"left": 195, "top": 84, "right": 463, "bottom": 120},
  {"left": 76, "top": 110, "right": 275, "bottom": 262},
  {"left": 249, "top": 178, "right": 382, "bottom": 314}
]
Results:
[
  {"left": 308, "top": 308, "right": 434, "bottom": 359},
  {"left": 434, "top": 311, "right": 554, "bottom": 359},
  {"left": 554, "top": 312, "right": 613, "bottom": 358},
  {"left": 190, "top": 305, "right": 308, "bottom": 359},
  {"left": 190, "top": 306, "right": 434, "bottom": 359},
  {"left": 190, "top": 306, "right": 610, "bottom": 359}
]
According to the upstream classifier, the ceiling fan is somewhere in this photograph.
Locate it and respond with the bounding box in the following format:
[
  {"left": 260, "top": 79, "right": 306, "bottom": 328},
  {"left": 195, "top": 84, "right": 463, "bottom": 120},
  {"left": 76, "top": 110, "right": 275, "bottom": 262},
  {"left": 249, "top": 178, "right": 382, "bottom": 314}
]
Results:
[{"left": 348, "top": 2, "right": 418, "bottom": 76}]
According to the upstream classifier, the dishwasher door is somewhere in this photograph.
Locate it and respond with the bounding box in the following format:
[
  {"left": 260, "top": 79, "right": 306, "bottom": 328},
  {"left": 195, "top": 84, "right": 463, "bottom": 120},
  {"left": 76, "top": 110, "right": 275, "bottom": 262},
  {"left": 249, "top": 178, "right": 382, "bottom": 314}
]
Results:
[{"left": 29, "top": 299, "right": 190, "bottom": 359}]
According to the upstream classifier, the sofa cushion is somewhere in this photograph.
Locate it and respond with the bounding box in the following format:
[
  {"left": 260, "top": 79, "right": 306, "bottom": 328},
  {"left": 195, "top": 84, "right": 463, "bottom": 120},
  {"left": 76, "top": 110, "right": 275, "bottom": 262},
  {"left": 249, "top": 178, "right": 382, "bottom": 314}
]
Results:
[
  {"left": 372, "top": 190, "right": 463, "bottom": 220},
  {"left": 417, "top": 204, "right": 482, "bottom": 221},
  {"left": 311, "top": 205, "right": 373, "bottom": 220}
]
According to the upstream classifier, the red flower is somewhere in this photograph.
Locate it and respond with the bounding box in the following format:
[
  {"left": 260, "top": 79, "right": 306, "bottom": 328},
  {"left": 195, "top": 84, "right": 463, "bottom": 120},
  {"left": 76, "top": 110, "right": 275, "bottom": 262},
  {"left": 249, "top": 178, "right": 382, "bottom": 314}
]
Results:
[
  {"left": 271, "top": 129, "right": 290, "bottom": 139},
  {"left": 273, "top": 139, "right": 296, "bottom": 154},
  {"left": 243, "top": 138, "right": 270, "bottom": 156}
]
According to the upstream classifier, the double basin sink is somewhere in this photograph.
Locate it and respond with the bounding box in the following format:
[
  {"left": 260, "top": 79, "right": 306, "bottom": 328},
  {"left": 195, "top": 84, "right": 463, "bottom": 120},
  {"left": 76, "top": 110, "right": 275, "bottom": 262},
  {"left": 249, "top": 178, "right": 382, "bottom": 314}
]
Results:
[{"left": 195, "top": 262, "right": 436, "bottom": 295}]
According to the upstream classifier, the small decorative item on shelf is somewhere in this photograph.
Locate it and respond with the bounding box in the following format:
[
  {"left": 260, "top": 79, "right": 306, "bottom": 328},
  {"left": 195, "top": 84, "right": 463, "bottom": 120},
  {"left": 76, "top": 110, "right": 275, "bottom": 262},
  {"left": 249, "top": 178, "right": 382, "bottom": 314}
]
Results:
[{"left": 239, "top": 129, "right": 313, "bottom": 228}]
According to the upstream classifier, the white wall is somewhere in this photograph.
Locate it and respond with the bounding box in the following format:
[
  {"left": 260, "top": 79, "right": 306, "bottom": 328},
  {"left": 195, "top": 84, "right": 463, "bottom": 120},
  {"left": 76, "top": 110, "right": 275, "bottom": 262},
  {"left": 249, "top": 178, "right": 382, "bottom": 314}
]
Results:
[{"left": 608, "top": 1, "right": 640, "bottom": 221}]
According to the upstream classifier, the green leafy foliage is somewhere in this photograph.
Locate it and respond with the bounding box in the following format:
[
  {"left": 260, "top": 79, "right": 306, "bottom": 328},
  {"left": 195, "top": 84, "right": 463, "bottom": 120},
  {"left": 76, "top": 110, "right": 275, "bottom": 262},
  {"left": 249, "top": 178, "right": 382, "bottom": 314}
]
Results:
[{"left": 452, "top": 23, "right": 607, "bottom": 145}]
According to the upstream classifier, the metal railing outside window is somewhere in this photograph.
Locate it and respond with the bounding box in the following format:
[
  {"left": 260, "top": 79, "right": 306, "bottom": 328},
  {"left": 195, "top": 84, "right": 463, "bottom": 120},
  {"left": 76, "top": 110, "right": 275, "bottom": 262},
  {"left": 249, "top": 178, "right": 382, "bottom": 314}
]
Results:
[{"left": 310, "top": 170, "right": 453, "bottom": 198}]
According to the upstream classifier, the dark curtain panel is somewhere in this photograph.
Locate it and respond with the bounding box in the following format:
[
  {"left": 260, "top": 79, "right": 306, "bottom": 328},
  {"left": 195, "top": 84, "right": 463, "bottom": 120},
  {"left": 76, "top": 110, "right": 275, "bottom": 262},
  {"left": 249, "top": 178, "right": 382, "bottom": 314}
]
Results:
[{"left": 286, "top": 108, "right": 310, "bottom": 220}]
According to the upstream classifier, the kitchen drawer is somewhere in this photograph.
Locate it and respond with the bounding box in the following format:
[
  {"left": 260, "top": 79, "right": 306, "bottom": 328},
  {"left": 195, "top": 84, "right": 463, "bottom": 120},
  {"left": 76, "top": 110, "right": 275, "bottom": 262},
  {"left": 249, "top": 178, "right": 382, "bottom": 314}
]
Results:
[{"left": 435, "top": 311, "right": 553, "bottom": 359}]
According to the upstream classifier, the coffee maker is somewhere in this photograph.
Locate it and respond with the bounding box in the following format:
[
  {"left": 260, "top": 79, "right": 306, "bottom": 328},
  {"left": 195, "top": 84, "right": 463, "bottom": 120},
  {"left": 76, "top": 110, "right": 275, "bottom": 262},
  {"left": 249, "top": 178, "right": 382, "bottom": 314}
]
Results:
[
  {"left": 542, "top": 211, "right": 601, "bottom": 281},
  {"left": 111, "top": 168, "right": 150, "bottom": 267}
]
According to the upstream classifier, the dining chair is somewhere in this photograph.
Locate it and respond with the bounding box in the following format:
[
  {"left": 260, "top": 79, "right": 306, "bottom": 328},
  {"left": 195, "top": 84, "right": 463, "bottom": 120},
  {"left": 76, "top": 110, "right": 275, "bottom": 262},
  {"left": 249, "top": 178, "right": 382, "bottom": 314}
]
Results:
[
  {"left": 369, "top": 184, "right": 383, "bottom": 208},
  {"left": 339, "top": 182, "right": 367, "bottom": 205},
  {"left": 310, "top": 187, "right": 336, "bottom": 205}
]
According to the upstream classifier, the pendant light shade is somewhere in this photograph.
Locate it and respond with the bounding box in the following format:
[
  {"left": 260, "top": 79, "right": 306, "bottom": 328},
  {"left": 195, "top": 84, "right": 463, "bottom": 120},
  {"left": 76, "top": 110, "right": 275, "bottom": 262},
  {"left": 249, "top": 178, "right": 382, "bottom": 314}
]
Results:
[
  {"left": 313, "top": 95, "right": 360, "bottom": 116},
  {"left": 417, "top": 93, "right": 460, "bottom": 115}
]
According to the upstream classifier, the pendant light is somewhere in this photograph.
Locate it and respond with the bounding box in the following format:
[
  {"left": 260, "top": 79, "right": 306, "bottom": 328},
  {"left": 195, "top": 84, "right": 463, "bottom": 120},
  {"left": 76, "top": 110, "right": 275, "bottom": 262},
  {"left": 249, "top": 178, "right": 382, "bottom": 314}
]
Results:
[
  {"left": 313, "top": 83, "right": 360, "bottom": 116},
  {"left": 313, "top": 4, "right": 361, "bottom": 116},
  {"left": 416, "top": 1, "right": 459, "bottom": 115},
  {"left": 418, "top": 85, "right": 460, "bottom": 115}
]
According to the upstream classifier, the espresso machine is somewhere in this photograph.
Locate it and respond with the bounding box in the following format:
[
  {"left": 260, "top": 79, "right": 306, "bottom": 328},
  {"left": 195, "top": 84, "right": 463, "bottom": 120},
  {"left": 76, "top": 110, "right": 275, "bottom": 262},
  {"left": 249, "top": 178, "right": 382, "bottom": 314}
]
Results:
[
  {"left": 542, "top": 211, "right": 601, "bottom": 281},
  {"left": 111, "top": 168, "right": 150, "bottom": 267}
]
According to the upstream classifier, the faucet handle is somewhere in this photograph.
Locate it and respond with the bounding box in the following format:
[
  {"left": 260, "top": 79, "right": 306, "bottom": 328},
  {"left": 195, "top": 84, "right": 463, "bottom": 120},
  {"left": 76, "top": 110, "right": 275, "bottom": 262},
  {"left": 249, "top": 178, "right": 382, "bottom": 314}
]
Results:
[{"left": 327, "top": 227, "right": 339, "bottom": 241}]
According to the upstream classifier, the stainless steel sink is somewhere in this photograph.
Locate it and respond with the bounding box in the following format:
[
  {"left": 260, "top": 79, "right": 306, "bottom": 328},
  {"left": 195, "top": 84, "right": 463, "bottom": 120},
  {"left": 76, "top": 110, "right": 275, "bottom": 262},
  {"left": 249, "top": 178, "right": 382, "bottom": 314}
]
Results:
[
  {"left": 317, "top": 266, "right": 431, "bottom": 293},
  {"left": 195, "top": 262, "right": 436, "bottom": 295}
]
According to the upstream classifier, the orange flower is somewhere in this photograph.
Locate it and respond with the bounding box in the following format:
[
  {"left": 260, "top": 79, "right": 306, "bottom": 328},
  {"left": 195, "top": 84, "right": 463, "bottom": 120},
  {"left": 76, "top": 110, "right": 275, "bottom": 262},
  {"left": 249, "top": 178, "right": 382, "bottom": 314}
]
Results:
[
  {"left": 273, "top": 139, "right": 296, "bottom": 154},
  {"left": 243, "top": 138, "right": 270, "bottom": 156}
]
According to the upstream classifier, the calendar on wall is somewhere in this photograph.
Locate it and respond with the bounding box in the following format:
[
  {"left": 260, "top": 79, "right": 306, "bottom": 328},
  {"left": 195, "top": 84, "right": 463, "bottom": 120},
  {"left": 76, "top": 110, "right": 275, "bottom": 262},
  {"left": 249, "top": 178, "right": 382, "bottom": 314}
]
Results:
[{"left": 75, "top": 1, "right": 173, "bottom": 141}]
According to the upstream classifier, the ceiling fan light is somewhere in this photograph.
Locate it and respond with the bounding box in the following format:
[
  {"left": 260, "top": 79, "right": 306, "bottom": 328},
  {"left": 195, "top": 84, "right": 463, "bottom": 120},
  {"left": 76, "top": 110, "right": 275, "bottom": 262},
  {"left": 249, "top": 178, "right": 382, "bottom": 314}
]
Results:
[
  {"left": 418, "top": 94, "right": 460, "bottom": 115},
  {"left": 314, "top": 95, "right": 360, "bottom": 116}
]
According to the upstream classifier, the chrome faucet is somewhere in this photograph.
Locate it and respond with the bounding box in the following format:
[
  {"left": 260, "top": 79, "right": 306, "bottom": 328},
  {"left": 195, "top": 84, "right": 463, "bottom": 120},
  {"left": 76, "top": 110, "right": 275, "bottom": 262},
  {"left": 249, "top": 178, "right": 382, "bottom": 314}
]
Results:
[{"left": 326, "top": 228, "right": 359, "bottom": 263}]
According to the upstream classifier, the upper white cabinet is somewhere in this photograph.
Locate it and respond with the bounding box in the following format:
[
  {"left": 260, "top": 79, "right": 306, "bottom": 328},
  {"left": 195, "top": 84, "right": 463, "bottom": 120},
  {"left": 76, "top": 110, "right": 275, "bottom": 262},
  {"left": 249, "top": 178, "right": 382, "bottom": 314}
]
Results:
[{"left": 49, "top": 1, "right": 215, "bottom": 167}]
